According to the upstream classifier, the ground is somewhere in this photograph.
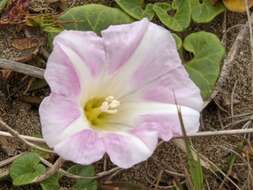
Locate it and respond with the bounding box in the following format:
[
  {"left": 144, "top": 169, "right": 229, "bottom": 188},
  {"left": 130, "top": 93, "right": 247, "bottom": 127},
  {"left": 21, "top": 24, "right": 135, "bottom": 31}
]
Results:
[{"left": 0, "top": 0, "right": 253, "bottom": 189}]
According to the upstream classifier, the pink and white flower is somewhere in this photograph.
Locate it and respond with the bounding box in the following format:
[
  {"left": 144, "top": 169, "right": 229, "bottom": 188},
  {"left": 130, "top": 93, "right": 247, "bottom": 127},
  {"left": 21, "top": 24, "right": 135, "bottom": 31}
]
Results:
[{"left": 39, "top": 19, "right": 203, "bottom": 169}]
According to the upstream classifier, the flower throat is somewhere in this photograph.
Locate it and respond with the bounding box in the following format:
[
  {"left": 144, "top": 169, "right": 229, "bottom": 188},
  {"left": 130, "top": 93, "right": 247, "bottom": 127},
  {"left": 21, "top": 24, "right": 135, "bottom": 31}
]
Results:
[{"left": 84, "top": 96, "right": 120, "bottom": 127}]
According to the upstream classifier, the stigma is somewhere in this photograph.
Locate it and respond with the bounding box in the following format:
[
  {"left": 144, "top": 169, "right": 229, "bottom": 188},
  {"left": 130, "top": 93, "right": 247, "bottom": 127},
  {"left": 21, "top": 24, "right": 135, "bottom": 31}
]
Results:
[{"left": 84, "top": 96, "right": 120, "bottom": 127}]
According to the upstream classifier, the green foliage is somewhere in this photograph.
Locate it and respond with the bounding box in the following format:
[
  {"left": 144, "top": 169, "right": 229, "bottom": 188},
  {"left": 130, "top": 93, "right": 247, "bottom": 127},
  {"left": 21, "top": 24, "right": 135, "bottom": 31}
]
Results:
[
  {"left": 177, "top": 108, "right": 204, "bottom": 190},
  {"left": 183, "top": 32, "right": 225, "bottom": 99},
  {"left": 191, "top": 0, "right": 225, "bottom": 23},
  {"left": 59, "top": 4, "right": 133, "bottom": 34},
  {"left": 10, "top": 153, "right": 46, "bottom": 186},
  {"left": 0, "top": 0, "right": 8, "bottom": 13},
  {"left": 153, "top": 0, "right": 191, "bottom": 32},
  {"left": 26, "top": 15, "right": 63, "bottom": 33},
  {"left": 40, "top": 174, "right": 60, "bottom": 190},
  {"left": 115, "top": 0, "right": 154, "bottom": 20},
  {"left": 68, "top": 165, "right": 97, "bottom": 190}
]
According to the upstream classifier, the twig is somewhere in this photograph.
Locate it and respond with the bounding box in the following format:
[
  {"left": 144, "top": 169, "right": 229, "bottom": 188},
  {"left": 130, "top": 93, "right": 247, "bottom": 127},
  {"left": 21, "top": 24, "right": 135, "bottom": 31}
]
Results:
[
  {"left": 2, "top": 127, "right": 253, "bottom": 145},
  {"left": 39, "top": 157, "right": 120, "bottom": 180},
  {"left": 33, "top": 157, "right": 65, "bottom": 183},
  {"left": 0, "top": 59, "right": 44, "bottom": 79},
  {"left": 154, "top": 170, "right": 164, "bottom": 190},
  {"left": 0, "top": 153, "right": 24, "bottom": 167},
  {"left": 0, "top": 130, "right": 45, "bottom": 143},
  {"left": 0, "top": 118, "right": 53, "bottom": 153},
  {"left": 231, "top": 80, "right": 238, "bottom": 124}
]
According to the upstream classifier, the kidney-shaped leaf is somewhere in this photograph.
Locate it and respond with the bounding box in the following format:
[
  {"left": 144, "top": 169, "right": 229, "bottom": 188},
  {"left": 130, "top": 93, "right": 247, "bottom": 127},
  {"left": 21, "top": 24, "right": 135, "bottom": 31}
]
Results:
[
  {"left": 10, "top": 152, "right": 46, "bottom": 186},
  {"left": 191, "top": 0, "right": 225, "bottom": 23},
  {"left": 40, "top": 174, "right": 61, "bottom": 190},
  {"left": 59, "top": 4, "right": 133, "bottom": 34},
  {"left": 153, "top": 0, "right": 191, "bottom": 32},
  {"left": 184, "top": 32, "right": 225, "bottom": 99},
  {"left": 68, "top": 165, "right": 97, "bottom": 190},
  {"left": 115, "top": 0, "right": 154, "bottom": 20}
]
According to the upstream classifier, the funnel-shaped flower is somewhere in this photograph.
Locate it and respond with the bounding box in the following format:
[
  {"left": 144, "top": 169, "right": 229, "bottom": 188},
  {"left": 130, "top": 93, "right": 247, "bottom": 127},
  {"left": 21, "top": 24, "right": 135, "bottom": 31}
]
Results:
[{"left": 39, "top": 19, "right": 203, "bottom": 169}]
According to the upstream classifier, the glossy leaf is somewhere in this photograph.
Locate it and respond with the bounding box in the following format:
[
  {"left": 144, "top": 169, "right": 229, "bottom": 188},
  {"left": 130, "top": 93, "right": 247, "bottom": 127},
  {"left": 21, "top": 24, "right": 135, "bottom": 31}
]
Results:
[
  {"left": 68, "top": 165, "right": 97, "bottom": 190},
  {"left": 153, "top": 0, "right": 191, "bottom": 32},
  {"left": 59, "top": 4, "right": 133, "bottom": 34},
  {"left": 115, "top": 0, "right": 154, "bottom": 20},
  {"left": 184, "top": 32, "right": 225, "bottom": 99},
  {"left": 10, "top": 152, "right": 46, "bottom": 186},
  {"left": 191, "top": 0, "right": 225, "bottom": 23}
]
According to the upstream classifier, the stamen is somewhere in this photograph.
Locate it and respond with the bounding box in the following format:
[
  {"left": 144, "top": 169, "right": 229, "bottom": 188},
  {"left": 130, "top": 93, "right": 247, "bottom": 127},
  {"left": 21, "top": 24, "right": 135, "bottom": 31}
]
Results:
[{"left": 100, "top": 96, "right": 120, "bottom": 114}]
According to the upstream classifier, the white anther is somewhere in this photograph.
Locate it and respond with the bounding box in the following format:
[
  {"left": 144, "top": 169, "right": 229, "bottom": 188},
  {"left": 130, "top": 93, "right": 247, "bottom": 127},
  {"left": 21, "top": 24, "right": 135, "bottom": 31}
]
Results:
[
  {"left": 104, "top": 109, "right": 118, "bottom": 114},
  {"left": 100, "top": 96, "right": 120, "bottom": 114},
  {"left": 100, "top": 102, "right": 109, "bottom": 112},
  {"left": 109, "top": 100, "right": 120, "bottom": 108},
  {"left": 105, "top": 96, "right": 114, "bottom": 102}
]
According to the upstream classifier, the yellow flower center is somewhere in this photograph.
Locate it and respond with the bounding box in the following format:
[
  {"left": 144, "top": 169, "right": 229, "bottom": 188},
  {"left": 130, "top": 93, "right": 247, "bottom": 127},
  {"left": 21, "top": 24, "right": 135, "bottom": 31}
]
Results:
[{"left": 84, "top": 96, "right": 120, "bottom": 128}]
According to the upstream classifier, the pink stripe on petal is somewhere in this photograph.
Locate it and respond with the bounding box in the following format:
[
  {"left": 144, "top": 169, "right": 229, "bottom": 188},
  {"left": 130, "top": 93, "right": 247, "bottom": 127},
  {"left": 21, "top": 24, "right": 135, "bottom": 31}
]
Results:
[
  {"left": 140, "top": 69, "right": 203, "bottom": 111},
  {"left": 45, "top": 30, "right": 106, "bottom": 98},
  {"left": 54, "top": 130, "right": 105, "bottom": 165},
  {"left": 39, "top": 94, "right": 81, "bottom": 147},
  {"left": 45, "top": 44, "right": 81, "bottom": 97},
  {"left": 101, "top": 19, "right": 203, "bottom": 111},
  {"left": 54, "top": 31, "right": 105, "bottom": 76},
  {"left": 101, "top": 18, "right": 149, "bottom": 73}
]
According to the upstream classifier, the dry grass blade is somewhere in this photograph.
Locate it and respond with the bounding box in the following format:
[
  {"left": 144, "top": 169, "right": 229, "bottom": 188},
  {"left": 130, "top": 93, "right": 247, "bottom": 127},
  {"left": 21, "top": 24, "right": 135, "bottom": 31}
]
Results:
[
  {"left": 0, "top": 59, "right": 44, "bottom": 79},
  {"left": 39, "top": 157, "right": 120, "bottom": 180},
  {"left": 0, "top": 118, "right": 53, "bottom": 153},
  {"left": 244, "top": 0, "right": 253, "bottom": 95},
  {"left": 33, "top": 157, "right": 65, "bottom": 183},
  {"left": 176, "top": 105, "right": 204, "bottom": 190}
]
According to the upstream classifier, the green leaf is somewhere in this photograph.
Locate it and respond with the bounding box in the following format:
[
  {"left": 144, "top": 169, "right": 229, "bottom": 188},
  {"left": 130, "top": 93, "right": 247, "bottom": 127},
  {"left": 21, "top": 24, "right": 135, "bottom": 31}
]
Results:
[
  {"left": 172, "top": 33, "right": 182, "bottom": 50},
  {"left": 59, "top": 4, "right": 133, "bottom": 34},
  {"left": 184, "top": 32, "right": 225, "bottom": 99},
  {"left": 115, "top": 0, "right": 154, "bottom": 20},
  {"left": 191, "top": 0, "right": 225, "bottom": 23},
  {"left": 0, "top": 0, "right": 9, "bottom": 13},
  {"left": 68, "top": 165, "right": 97, "bottom": 190},
  {"left": 26, "top": 15, "right": 63, "bottom": 33},
  {"left": 40, "top": 174, "right": 60, "bottom": 190},
  {"left": 10, "top": 152, "right": 46, "bottom": 186},
  {"left": 177, "top": 107, "right": 204, "bottom": 190},
  {"left": 187, "top": 150, "right": 204, "bottom": 190},
  {"left": 153, "top": 0, "right": 191, "bottom": 32}
]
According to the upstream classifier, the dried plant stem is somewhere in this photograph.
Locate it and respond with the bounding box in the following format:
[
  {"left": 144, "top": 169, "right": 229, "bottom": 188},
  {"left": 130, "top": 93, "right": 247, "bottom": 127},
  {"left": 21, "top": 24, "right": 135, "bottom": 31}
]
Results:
[
  {"left": 0, "top": 153, "right": 24, "bottom": 167},
  {"left": 0, "top": 59, "right": 44, "bottom": 79},
  {"left": 33, "top": 157, "right": 65, "bottom": 183},
  {"left": 40, "top": 157, "right": 120, "bottom": 180},
  {"left": 0, "top": 130, "right": 45, "bottom": 143},
  {"left": 0, "top": 118, "right": 53, "bottom": 153},
  {"left": 1, "top": 128, "right": 253, "bottom": 145}
]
